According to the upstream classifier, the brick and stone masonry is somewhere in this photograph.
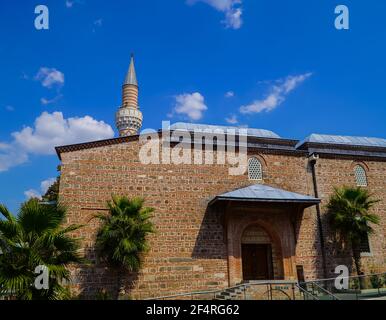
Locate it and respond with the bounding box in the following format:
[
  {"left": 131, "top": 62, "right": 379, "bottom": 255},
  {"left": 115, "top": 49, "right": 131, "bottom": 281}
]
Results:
[
  {"left": 56, "top": 57, "right": 385, "bottom": 299},
  {"left": 56, "top": 134, "right": 386, "bottom": 299}
]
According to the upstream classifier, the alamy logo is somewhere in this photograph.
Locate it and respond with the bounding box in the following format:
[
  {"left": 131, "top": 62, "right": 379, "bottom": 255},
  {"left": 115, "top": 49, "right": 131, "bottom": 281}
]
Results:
[
  {"left": 335, "top": 5, "right": 349, "bottom": 30},
  {"left": 138, "top": 121, "right": 248, "bottom": 176},
  {"left": 34, "top": 5, "right": 49, "bottom": 30},
  {"left": 34, "top": 265, "right": 49, "bottom": 290},
  {"left": 33, "top": 5, "right": 348, "bottom": 32},
  {"left": 334, "top": 265, "right": 349, "bottom": 290}
]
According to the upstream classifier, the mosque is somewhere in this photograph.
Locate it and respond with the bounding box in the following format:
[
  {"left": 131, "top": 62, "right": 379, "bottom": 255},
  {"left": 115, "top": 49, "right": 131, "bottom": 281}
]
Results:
[{"left": 56, "top": 56, "right": 386, "bottom": 299}]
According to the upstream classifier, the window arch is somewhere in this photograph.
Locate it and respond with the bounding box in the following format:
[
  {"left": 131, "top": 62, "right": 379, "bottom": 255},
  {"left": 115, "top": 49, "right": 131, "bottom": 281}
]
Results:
[
  {"left": 248, "top": 157, "right": 263, "bottom": 181},
  {"left": 354, "top": 165, "right": 368, "bottom": 187}
]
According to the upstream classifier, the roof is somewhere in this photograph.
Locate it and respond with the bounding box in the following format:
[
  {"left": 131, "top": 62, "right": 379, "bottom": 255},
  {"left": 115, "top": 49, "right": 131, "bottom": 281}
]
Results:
[
  {"left": 124, "top": 54, "right": 138, "bottom": 86},
  {"left": 54, "top": 122, "right": 285, "bottom": 159},
  {"left": 56, "top": 134, "right": 140, "bottom": 159},
  {"left": 209, "top": 184, "right": 320, "bottom": 206},
  {"left": 296, "top": 133, "right": 386, "bottom": 149},
  {"left": 55, "top": 122, "right": 386, "bottom": 160},
  {"left": 169, "top": 122, "right": 281, "bottom": 139}
]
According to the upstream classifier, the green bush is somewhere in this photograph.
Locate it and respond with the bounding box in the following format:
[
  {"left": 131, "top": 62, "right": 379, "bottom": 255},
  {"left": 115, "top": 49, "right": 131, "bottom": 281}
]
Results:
[
  {"left": 95, "top": 289, "right": 113, "bottom": 300},
  {"left": 370, "top": 275, "right": 382, "bottom": 289}
]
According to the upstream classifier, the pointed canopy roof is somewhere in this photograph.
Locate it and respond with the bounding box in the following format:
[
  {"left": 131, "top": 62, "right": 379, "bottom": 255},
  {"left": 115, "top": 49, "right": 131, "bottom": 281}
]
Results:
[
  {"left": 124, "top": 54, "right": 138, "bottom": 86},
  {"left": 209, "top": 184, "right": 320, "bottom": 207}
]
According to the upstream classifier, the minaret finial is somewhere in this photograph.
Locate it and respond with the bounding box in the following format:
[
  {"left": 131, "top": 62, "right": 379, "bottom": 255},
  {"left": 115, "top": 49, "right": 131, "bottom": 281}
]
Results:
[{"left": 115, "top": 55, "right": 143, "bottom": 137}]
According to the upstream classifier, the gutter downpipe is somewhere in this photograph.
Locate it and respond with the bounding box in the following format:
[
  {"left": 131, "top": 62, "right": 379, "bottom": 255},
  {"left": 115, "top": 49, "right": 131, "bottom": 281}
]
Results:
[{"left": 308, "top": 153, "right": 328, "bottom": 280}]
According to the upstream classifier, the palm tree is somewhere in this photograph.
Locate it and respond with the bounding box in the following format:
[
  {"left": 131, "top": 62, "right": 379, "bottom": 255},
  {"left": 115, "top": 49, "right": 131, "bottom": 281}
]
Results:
[
  {"left": 327, "top": 186, "right": 380, "bottom": 278},
  {"left": 94, "top": 196, "right": 155, "bottom": 299},
  {"left": 0, "top": 199, "right": 84, "bottom": 300}
]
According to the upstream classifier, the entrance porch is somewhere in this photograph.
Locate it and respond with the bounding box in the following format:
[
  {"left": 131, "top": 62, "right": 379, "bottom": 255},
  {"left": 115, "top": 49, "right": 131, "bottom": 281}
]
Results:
[{"left": 209, "top": 184, "right": 320, "bottom": 286}]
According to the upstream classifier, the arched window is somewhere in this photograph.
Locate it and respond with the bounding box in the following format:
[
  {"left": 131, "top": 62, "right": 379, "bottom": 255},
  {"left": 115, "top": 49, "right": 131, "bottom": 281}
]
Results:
[
  {"left": 248, "top": 157, "right": 263, "bottom": 181},
  {"left": 359, "top": 234, "right": 371, "bottom": 254},
  {"left": 354, "top": 165, "right": 368, "bottom": 187}
]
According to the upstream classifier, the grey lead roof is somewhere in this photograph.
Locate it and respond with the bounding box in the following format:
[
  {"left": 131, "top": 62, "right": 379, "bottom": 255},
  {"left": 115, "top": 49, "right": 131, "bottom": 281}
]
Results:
[
  {"left": 210, "top": 184, "right": 320, "bottom": 205},
  {"left": 124, "top": 55, "right": 138, "bottom": 86},
  {"left": 296, "top": 133, "right": 386, "bottom": 149},
  {"left": 169, "top": 122, "right": 281, "bottom": 139}
]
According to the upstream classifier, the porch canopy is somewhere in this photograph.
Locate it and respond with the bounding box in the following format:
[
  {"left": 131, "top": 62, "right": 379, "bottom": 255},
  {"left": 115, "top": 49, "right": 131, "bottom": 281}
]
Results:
[{"left": 209, "top": 184, "right": 320, "bottom": 209}]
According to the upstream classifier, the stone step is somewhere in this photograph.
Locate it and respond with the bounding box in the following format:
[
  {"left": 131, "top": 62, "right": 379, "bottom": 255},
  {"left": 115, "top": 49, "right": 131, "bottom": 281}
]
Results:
[
  {"left": 213, "top": 284, "right": 250, "bottom": 301},
  {"left": 225, "top": 289, "right": 244, "bottom": 294},
  {"left": 220, "top": 292, "right": 237, "bottom": 298}
]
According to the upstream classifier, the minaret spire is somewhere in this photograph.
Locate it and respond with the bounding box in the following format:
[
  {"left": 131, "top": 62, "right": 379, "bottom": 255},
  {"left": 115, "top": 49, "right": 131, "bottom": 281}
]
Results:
[
  {"left": 115, "top": 54, "right": 143, "bottom": 137},
  {"left": 124, "top": 54, "right": 138, "bottom": 86}
]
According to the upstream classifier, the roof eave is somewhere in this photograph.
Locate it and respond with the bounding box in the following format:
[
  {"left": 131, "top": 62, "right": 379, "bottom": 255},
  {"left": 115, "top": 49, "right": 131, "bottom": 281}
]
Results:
[
  {"left": 208, "top": 196, "right": 321, "bottom": 207},
  {"left": 55, "top": 133, "right": 142, "bottom": 160}
]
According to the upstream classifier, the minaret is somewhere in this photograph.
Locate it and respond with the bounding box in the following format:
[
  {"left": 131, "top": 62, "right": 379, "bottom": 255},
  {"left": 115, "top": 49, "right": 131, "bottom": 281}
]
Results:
[{"left": 115, "top": 54, "right": 143, "bottom": 136}]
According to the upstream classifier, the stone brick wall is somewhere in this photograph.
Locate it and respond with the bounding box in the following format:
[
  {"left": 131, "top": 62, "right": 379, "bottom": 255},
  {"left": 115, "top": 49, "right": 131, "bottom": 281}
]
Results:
[
  {"left": 58, "top": 138, "right": 385, "bottom": 298},
  {"left": 312, "top": 157, "right": 386, "bottom": 276}
]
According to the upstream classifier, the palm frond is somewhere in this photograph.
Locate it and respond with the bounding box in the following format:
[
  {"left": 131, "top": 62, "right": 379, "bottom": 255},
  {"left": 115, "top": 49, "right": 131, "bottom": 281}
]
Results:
[
  {"left": 95, "top": 196, "right": 155, "bottom": 272},
  {"left": 0, "top": 200, "right": 83, "bottom": 300},
  {"left": 0, "top": 204, "right": 16, "bottom": 222},
  {"left": 327, "top": 186, "right": 380, "bottom": 245}
]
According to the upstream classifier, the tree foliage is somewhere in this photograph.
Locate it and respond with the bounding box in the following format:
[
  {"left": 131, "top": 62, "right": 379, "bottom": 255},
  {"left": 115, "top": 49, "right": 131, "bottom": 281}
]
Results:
[
  {"left": 0, "top": 199, "right": 84, "bottom": 300},
  {"left": 327, "top": 186, "right": 380, "bottom": 275},
  {"left": 95, "top": 196, "right": 155, "bottom": 272}
]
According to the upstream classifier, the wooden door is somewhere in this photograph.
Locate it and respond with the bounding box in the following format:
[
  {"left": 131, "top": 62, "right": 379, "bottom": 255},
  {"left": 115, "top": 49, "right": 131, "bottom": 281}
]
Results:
[{"left": 242, "top": 244, "right": 273, "bottom": 280}]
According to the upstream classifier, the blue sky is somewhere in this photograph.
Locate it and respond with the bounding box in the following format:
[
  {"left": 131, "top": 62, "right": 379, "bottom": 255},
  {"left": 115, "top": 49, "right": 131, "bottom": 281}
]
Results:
[{"left": 1, "top": 0, "right": 386, "bottom": 212}]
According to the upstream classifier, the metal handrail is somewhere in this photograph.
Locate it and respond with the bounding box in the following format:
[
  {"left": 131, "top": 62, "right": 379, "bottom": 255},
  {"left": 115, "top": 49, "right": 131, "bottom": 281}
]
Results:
[
  {"left": 145, "top": 283, "right": 248, "bottom": 300},
  {"left": 147, "top": 274, "right": 385, "bottom": 300},
  {"left": 302, "top": 272, "right": 386, "bottom": 282},
  {"left": 147, "top": 280, "right": 298, "bottom": 300},
  {"left": 307, "top": 281, "right": 340, "bottom": 300},
  {"left": 300, "top": 272, "right": 386, "bottom": 300},
  {"left": 294, "top": 283, "right": 319, "bottom": 300}
]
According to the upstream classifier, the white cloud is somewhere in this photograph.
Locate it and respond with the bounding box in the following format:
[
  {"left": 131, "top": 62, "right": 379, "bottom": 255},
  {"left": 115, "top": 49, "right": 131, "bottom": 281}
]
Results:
[
  {"left": 174, "top": 92, "right": 208, "bottom": 121},
  {"left": 41, "top": 177, "right": 57, "bottom": 194},
  {"left": 24, "top": 189, "right": 42, "bottom": 200},
  {"left": 12, "top": 111, "right": 114, "bottom": 155},
  {"left": 24, "top": 177, "right": 56, "bottom": 200},
  {"left": 224, "top": 6, "right": 242, "bottom": 29},
  {"left": 225, "top": 91, "right": 234, "bottom": 98},
  {"left": 188, "top": 0, "right": 243, "bottom": 29},
  {"left": 40, "top": 98, "right": 53, "bottom": 105},
  {"left": 35, "top": 67, "right": 65, "bottom": 88},
  {"left": 0, "top": 111, "right": 114, "bottom": 172},
  {"left": 0, "top": 143, "right": 28, "bottom": 172},
  {"left": 225, "top": 114, "right": 238, "bottom": 124},
  {"left": 240, "top": 73, "right": 312, "bottom": 114},
  {"left": 40, "top": 95, "right": 62, "bottom": 105}
]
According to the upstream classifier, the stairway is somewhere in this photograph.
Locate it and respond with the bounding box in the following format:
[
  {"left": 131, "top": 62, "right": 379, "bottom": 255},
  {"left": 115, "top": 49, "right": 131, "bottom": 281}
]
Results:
[
  {"left": 214, "top": 284, "right": 249, "bottom": 300},
  {"left": 214, "top": 282, "right": 320, "bottom": 300},
  {"left": 297, "top": 282, "right": 339, "bottom": 300}
]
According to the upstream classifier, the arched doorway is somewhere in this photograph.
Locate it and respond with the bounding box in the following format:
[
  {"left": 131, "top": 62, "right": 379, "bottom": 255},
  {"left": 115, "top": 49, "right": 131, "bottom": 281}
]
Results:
[{"left": 241, "top": 224, "right": 280, "bottom": 281}]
